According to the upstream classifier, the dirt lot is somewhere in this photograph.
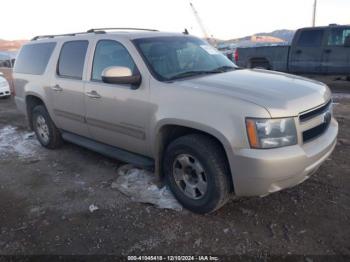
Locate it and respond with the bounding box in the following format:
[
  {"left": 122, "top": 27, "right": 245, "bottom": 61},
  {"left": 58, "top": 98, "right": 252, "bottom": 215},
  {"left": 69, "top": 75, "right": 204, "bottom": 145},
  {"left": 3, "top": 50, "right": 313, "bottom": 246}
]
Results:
[{"left": 0, "top": 91, "right": 349, "bottom": 258}]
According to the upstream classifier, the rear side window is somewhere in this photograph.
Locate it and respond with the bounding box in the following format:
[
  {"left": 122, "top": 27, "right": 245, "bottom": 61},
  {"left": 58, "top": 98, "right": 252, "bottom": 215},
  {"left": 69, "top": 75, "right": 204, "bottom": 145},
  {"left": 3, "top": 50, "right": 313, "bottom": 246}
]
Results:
[
  {"left": 297, "top": 30, "right": 324, "bottom": 47},
  {"left": 14, "top": 42, "right": 56, "bottom": 75},
  {"left": 57, "top": 40, "right": 88, "bottom": 79}
]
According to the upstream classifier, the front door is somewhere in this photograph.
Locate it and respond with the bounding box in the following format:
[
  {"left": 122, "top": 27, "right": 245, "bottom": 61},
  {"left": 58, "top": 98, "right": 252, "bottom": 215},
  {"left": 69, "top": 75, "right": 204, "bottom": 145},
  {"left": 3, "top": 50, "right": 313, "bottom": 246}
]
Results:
[
  {"left": 289, "top": 29, "right": 326, "bottom": 74},
  {"left": 50, "top": 40, "right": 90, "bottom": 137},
  {"left": 84, "top": 39, "right": 152, "bottom": 156},
  {"left": 323, "top": 27, "right": 350, "bottom": 75}
]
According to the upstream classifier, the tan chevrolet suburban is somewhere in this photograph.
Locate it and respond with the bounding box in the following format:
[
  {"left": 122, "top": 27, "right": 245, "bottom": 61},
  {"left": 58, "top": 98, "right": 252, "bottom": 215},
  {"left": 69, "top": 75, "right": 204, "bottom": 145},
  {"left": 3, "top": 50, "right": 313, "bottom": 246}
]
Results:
[{"left": 13, "top": 28, "right": 338, "bottom": 213}]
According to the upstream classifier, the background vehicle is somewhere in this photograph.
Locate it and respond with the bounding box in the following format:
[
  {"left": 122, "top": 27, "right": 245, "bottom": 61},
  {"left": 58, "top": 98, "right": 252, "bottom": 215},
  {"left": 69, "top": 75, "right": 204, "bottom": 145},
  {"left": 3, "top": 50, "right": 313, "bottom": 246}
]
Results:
[
  {"left": 13, "top": 29, "right": 337, "bottom": 214},
  {"left": 235, "top": 25, "right": 350, "bottom": 77},
  {"left": 0, "top": 73, "right": 11, "bottom": 98},
  {"left": 0, "top": 52, "right": 17, "bottom": 94}
]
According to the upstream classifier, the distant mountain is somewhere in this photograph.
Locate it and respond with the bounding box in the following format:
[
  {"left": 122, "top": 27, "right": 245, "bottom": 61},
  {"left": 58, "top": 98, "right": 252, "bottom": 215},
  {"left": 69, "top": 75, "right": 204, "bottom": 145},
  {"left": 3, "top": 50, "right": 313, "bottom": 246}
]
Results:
[
  {"left": 217, "top": 29, "right": 295, "bottom": 48},
  {"left": 255, "top": 29, "right": 295, "bottom": 43},
  {"left": 0, "top": 39, "right": 28, "bottom": 52}
]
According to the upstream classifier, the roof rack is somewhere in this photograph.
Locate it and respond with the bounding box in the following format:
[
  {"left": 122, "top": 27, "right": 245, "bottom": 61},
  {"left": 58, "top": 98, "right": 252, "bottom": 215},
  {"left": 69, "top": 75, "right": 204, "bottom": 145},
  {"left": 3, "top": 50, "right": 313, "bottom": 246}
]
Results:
[
  {"left": 86, "top": 28, "right": 159, "bottom": 33},
  {"left": 31, "top": 31, "right": 93, "bottom": 41},
  {"left": 31, "top": 28, "right": 159, "bottom": 41}
]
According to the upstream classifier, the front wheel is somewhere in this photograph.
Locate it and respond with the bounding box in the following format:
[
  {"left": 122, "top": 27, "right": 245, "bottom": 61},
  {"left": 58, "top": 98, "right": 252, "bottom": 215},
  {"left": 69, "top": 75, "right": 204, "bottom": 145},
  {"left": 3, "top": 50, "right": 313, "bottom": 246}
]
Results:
[{"left": 163, "top": 134, "right": 232, "bottom": 214}]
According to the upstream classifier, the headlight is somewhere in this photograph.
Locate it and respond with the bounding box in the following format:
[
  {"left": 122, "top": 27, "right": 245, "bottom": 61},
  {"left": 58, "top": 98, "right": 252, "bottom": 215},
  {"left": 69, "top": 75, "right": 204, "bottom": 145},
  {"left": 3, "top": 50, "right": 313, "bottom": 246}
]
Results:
[{"left": 246, "top": 118, "right": 297, "bottom": 149}]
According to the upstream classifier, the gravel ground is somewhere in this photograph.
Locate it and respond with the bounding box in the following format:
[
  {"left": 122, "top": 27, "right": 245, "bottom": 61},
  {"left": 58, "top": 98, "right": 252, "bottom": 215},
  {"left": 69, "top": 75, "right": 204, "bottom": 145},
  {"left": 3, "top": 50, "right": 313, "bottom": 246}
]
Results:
[{"left": 0, "top": 91, "right": 349, "bottom": 257}]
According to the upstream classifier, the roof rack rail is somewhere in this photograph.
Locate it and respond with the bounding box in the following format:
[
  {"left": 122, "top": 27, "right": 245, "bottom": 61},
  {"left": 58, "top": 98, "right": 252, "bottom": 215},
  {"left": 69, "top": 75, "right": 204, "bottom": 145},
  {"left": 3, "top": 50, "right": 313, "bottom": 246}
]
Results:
[
  {"left": 31, "top": 31, "right": 92, "bottom": 41},
  {"left": 31, "top": 27, "right": 159, "bottom": 41},
  {"left": 86, "top": 28, "right": 159, "bottom": 33}
]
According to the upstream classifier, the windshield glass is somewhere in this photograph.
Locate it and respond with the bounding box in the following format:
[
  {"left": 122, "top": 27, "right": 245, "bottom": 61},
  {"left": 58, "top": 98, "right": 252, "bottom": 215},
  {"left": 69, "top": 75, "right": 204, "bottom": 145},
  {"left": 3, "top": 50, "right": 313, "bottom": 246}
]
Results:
[{"left": 133, "top": 36, "right": 237, "bottom": 81}]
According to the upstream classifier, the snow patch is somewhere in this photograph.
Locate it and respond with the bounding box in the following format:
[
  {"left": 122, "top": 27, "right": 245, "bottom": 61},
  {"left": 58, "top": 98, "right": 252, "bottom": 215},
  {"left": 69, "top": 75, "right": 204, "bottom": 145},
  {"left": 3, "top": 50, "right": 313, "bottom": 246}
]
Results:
[
  {"left": 89, "top": 204, "right": 99, "bottom": 213},
  {"left": 0, "top": 126, "right": 41, "bottom": 158},
  {"left": 112, "top": 165, "right": 182, "bottom": 211}
]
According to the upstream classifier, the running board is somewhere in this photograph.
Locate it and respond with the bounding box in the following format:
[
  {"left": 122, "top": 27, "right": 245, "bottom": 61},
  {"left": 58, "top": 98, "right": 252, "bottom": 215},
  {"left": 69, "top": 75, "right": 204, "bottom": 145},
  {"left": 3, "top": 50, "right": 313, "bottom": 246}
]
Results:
[{"left": 61, "top": 131, "right": 154, "bottom": 168}]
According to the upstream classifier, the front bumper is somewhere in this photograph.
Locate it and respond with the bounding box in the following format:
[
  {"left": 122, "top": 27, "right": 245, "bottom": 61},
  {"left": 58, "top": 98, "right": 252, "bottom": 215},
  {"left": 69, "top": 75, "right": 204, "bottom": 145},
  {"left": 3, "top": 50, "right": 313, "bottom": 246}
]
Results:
[
  {"left": 0, "top": 85, "right": 11, "bottom": 97},
  {"left": 230, "top": 118, "right": 338, "bottom": 196}
]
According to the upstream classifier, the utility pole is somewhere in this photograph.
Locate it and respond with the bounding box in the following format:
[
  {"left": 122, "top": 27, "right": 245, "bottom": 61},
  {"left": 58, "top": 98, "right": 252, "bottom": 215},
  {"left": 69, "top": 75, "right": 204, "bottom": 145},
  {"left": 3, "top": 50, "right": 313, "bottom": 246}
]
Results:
[{"left": 312, "top": 0, "right": 317, "bottom": 27}]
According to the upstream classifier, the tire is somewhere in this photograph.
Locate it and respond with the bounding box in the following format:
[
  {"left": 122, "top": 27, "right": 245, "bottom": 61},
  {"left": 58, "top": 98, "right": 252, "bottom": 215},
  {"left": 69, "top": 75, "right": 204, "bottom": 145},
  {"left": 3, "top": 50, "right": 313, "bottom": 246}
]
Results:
[
  {"left": 163, "top": 134, "right": 232, "bottom": 214},
  {"left": 32, "top": 105, "right": 63, "bottom": 149}
]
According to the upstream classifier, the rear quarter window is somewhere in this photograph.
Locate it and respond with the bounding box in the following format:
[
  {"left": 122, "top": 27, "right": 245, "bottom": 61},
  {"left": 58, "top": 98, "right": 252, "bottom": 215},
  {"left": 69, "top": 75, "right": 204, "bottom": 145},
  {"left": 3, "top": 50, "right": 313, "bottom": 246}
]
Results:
[
  {"left": 296, "top": 30, "right": 325, "bottom": 47},
  {"left": 14, "top": 42, "right": 56, "bottom": 75},
  {"left": 57, "top": 40, "right": 88, "bottom": 79}
]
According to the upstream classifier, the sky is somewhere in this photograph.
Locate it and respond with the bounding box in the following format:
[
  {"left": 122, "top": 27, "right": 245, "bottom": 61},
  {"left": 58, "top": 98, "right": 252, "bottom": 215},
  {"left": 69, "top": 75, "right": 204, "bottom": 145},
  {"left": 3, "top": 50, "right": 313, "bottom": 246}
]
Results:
[{"left": 1, "top": 0, "right": 349, "bottom": 40}]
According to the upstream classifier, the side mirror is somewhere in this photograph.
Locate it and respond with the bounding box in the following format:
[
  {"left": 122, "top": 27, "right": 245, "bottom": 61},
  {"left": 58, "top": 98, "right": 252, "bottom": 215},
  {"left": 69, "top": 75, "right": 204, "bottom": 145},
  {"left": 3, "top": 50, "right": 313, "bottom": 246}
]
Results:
[
  {"left": 344, "top": 35, "right": 350, "bottom": 47},
  {"left": 101, "top": 66, "right": 141, "bottom": 87}
]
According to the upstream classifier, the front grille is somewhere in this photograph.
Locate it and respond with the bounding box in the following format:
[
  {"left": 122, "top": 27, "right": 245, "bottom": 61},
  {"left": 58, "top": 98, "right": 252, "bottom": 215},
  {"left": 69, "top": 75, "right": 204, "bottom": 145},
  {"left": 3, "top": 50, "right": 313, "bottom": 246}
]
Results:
[
  {"left": 300, "top": 100, "right": 332, "bottom": 143},
  {"left": 303, "top": 121, "right": 331, "bottom": 142},
  {"left": 299, "top": 100, "right": 332, "bottom": 122}
]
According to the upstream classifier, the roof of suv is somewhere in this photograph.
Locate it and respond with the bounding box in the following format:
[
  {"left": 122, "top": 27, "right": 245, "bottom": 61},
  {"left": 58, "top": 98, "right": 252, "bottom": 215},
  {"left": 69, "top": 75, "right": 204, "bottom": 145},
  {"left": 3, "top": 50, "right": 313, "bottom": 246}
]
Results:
[{"left": 30, "top": 29, "right": 187, "bottom": 42}]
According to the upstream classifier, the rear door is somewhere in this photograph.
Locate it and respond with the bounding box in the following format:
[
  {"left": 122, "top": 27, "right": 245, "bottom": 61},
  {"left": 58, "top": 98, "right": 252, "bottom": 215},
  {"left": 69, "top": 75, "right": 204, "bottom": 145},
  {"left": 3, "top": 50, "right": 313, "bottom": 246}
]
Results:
[
  {"left": 50, "top": 40, "right": 91, "bottom": 137},
  {"left": 323, "top": 27, "right": 350, "bottom": 75},
  {"left": 289, "top": 29, "right": 326, "bottom": 74}
]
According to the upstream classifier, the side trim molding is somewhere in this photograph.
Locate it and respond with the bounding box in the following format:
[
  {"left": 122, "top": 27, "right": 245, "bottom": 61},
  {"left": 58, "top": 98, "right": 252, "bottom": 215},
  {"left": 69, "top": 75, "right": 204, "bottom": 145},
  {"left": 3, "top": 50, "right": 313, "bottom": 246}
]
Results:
[
  {"left": 53, "top": 109, "right": 146, "bottom": 140},
  {"left": 86, "top": 117, "right": 146, "bottom": 140},
  {"left": 54, "top": 109, "right": 85, "bottom": 123}
]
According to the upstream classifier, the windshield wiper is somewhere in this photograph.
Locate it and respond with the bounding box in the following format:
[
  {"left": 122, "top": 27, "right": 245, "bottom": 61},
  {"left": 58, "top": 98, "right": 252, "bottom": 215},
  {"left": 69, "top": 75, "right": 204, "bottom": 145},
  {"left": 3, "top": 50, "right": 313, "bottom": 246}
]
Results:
[
  {"left": 167, "top": 66, "right": 236, "bottom": 81},
  {"left": 210, "top": 65, "right": 236, "bottom": 72}
]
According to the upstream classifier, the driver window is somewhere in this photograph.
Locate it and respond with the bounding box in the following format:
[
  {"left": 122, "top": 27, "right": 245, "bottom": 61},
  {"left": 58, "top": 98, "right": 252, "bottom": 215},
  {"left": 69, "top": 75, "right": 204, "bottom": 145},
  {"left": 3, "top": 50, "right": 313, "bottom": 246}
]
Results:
[
  {"left": 327, "top": 28, "right": 350, "bottom": 46},
  {"left": 91, "top": 40, "right": 136, "bottom": 81}
]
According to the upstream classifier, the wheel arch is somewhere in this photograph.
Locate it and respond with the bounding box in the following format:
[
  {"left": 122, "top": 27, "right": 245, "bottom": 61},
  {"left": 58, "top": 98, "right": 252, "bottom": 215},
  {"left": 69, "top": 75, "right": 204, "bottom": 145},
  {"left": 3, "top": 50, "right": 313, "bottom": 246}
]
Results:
[
  {"left": 25, "top": 93, "right": 47, "bottom": 130},
  {"left": 154, "top": 120, "right": 235, "bottom": 192},
  {"left": 248, "top": 57, "right": 272, "bottom": 70}
]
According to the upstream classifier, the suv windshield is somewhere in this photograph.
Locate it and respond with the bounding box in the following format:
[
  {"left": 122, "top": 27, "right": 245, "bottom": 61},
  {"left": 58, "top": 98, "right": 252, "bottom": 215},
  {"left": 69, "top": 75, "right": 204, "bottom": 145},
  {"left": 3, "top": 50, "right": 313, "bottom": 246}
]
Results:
[{"left": 133, "top": 36, "right": 237, "bottom": 81}]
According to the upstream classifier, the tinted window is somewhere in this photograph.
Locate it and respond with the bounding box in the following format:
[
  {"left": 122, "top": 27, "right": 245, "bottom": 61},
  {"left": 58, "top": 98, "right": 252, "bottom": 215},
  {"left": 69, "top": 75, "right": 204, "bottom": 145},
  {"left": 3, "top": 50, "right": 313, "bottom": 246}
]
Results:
[
  {"left": 297, "top": 30, "right": 324, "bottom": 47},
  {"left": 327, "top": 28, "right": 350, "bottom": 46},
  {"left": 14, "top": 42, "right": 56, "bottom": 75},
  {"left": 58, "top": 41, "right": 88, "bottom": 79},
  {"left": 92, "top": 40, "right": 136, "bottom": 81}
]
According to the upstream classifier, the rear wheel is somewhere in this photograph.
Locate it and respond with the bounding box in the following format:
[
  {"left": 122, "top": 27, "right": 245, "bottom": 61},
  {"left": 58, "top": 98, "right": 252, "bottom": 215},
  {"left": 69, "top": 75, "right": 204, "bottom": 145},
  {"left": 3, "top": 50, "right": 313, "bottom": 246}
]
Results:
[
  {"left": 32, "top": 105, "right": 63, "bottom": 149},
  {"left": 163, "top": 134, "right": 231, "bottom": 214}
]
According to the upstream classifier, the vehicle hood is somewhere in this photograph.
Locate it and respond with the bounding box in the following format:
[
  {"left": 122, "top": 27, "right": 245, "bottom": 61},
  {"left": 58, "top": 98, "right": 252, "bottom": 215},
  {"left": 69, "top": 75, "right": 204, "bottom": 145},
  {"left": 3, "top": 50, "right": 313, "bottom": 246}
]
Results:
[{"left": 175, "top": 69, "right": 331, "bottom": 117}]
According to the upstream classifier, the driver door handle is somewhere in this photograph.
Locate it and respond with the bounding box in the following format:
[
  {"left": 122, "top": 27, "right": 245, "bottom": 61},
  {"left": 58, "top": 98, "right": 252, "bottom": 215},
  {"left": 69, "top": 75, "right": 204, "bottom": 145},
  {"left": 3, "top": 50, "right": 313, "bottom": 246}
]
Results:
[
  {"left": 51, "top": 84, "right": 63, "bottom": 92},
  {"left": 86, "top": 90, "right": 101, "bottom": 99}
]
